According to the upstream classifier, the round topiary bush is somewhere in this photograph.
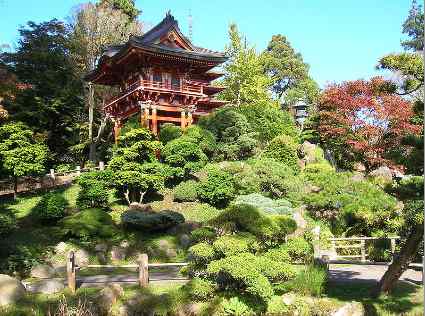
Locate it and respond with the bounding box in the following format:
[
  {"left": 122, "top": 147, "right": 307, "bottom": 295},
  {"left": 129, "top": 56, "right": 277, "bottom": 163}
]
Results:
[
  {"left": 159, "top": 123, "right": 182, "bottom": 144},
  {"left": 184, "top": 277, "right": 216, "bottom": 301},
  {"left": 33, "top": 192, "right": 68, "bottom": 222},
  {"left": 198, "top": 165, "right": 235, "bottom": 207},
  {"left": 262, "top": 135, "right": 300, "bottom": 172},
  {"left": 121, "top": 209, "right": 185, "bottom": 232},
  {"left": 282, "top": 237, "right": 313, "bottom": 263},
  {"left": 173, "top": 180, "right": 199, "bottom": 202},
  {"left": 77, "top": 172, "right": 111, "bottom": 209}
]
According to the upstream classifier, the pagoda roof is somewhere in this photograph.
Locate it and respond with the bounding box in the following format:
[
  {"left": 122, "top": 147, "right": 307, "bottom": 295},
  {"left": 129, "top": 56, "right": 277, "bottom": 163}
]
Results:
[{"left": 86, "top": 12, "right": 227, "bottom": 83}]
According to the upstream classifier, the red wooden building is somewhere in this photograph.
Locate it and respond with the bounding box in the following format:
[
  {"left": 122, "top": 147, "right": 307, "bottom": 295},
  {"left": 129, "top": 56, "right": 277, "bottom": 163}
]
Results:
[{"left": 85, "top": 12, "right": 228, "bottom": 141}]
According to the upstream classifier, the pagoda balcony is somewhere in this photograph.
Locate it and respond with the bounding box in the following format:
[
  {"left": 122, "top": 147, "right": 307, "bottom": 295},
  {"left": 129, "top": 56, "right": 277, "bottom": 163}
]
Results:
[{"left": 104, "top": 79, "right": 206, "bottom": 111}]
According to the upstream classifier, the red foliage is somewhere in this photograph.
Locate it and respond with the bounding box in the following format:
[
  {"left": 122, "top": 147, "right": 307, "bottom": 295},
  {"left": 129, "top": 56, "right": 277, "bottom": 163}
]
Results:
[{"left": 318, "top": 77, "right": 420, "bottom": 170}]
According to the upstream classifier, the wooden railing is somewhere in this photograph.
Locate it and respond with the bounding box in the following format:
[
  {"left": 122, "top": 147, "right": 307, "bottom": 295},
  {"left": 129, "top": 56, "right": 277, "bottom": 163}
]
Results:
[
  {"left": 327, "top": 236, "right": 400, "bottom": 262},
  {"left": 67, "top": 251, "right": 188, "bottom": 293},
  {"left": 104, "top": 79, "right": 204, "bottom": 110}
]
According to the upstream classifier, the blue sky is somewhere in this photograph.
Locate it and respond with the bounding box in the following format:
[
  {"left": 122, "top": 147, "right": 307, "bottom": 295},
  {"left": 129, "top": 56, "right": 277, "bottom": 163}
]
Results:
[{"left": 0, "top": 0, "right": 412, "bottom": 87}]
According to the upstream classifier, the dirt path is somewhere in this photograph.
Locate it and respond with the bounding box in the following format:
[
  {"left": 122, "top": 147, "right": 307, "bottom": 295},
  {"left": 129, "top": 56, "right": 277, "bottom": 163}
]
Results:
[{"left": 329, "top": 264, "right": 422, "bottom": 285}]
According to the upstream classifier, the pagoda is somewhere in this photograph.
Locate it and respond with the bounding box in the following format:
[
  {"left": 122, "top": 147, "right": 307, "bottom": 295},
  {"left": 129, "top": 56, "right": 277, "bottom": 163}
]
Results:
[{"left": 85, "top": 12, "right": 228, "bottom": 141}]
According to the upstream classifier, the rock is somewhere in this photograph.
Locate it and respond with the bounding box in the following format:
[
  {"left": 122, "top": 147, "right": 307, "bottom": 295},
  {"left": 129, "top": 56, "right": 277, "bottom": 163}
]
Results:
[
  {"left": 97, "top": 283, "right": 124, "bottom": 314},
  {"left": 120, "top": 240, "right": 130, "bottom": 249},
  {"left": 281, "top": 292, "right": 296, "bottom": 306},
  {"left": 310, "top": 185, "right": 321, "bottom": 193},
  {"left": 351, "top": 172, "right": 365, "bottom": 182},
  {"left": 176, "top": 303, "right": 202, "bottom": 316},
  {"left": 75, "top": 249, "right": 90, "bottom": 267},
  {"left": 30, "top": 264, "right": 56, "bottom": 279},
  {"left": 111, "top": 246, "right": 126, "bottom": 261},
  {"left": 292, "top": 207, "right": 307, "bottom": 236},
  {"left": 332, "top": 302, "right": 364, "bottom": 316},
  {"left": 54, "top": 242, "right": 68, "bottom": 254},
  {"left": 179, "top": 234, "right": 191, "bottom": 248},
  {"left": 167, "top": 221, "right": 201, "bottom": 235},
  {"left": 369, "top": 166, "right": 393, "bottom": 182},
  {"left": 158, "top": 239, "right": 171, "bottom": 250},
  {"left": 31, "top": 279, "right": 64, "bottom": 294},
  {"left": 166, "top": 248, "right": 177, "bottom": 258},
  {"left": 0, "top": 274, "right": 26, "bottom": 306},
  {"left": 353, "top": 162, "right": 366, "bottom": 173},
  {"left": 298, "top": 159, "right": 306, "bottom": 170},
  {"left": 299, "top": 141, "right": 324, "bottom": 164},
  {"left": 95, "top": 243, "right": 108, "bottom": 253}
]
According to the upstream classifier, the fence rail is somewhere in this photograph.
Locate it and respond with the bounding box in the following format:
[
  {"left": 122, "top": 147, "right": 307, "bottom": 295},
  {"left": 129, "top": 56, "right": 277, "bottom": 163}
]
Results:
[{"left": 67, "top": 251, "right": 188, "bottom": 293}]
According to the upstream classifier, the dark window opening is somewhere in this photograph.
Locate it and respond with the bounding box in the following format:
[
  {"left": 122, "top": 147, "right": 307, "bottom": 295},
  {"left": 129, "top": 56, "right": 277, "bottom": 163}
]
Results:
[
  {"left": 171, "top": 75, "right": 180, "bottom": 88},
  {"left": 153, "top": 73, "right": 162, "bottom": 83}
]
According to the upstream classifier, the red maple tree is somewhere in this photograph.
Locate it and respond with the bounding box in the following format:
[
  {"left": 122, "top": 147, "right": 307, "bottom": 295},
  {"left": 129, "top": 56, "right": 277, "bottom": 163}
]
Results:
[{"left": 318, "top": 77, "right": 420, "bottom": 171}]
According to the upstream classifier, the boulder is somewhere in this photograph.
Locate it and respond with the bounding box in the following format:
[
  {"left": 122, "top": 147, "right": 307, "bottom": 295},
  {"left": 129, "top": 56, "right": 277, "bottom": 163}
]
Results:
[
  {"left": 281, "top": 292, "right": 296, "bottom": 306},
  {"left": 353, "top": 162, "right": 366, "bottom": 173},
  {"left": 179, "top": 234, "right": 191, "bottom": 248},
  {"left": 111, "top": 246, "right": 126, "bottom": 261},
  {"left": 54, "top": 242, "right": 68, "bottom": 254},
  {"left": 75, "top": 249, "right": 90, "bottom": 267},
  {"left": 0, "top": 274, "right": 26, "bottom": 306},
  {"left": 310, "top": 185, "right": 321, "bottom": 193},
  {"left": 97, "top": 283, "right": 124, "bottom": 314},
  {"left": 369, "top": 166, "right": 393, "bottom": 182},
  {"left": 129, "top": 203, "right": 153, "bottom": 212},
  {"left": 95, "top": 243, "right": 108, "bottom": 253},
  {"left": 299, "top": 141, "right": 324, "bottom": 164},
  {"left": 30, "top": 279, "right": 64, "bottom": 294},
  {"left": 30, "top": 264, "right": 56, "bottom": 279},
  {"left": 332, "top": 302, "right": 364, "bottom": 316}
]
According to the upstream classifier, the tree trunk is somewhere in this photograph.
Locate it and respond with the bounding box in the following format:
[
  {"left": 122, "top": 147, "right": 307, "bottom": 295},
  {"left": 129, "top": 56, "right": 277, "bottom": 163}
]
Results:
[
  {"left": 13, "top": 176, "right": 18, "bottom": 200},
  {"left": 87, "top": 83, "right": 96, "bottom": 162},
  {"left": 373, "top": 224, "right": 423, "bottom": 296}
]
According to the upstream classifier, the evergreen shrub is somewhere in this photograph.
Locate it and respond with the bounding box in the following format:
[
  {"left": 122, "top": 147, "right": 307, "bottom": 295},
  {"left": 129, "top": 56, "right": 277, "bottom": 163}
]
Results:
[
  {"left": 173, "top": 180, "right": 198, "bottom": 202},
  {"left": 121, "top": 209, "right": 185, "bottom": 232},
  {"left": 262, "top": 135, "right": 300, "bottom": 172},
  {"left": 159, "top": 123, "right": 182, "bottom": 144},
  {"left": 198, "top": 165, "right": 235, "bottom": 207},
  {"left": 33, "top": 192, "right": 68, "bottom": 222}
]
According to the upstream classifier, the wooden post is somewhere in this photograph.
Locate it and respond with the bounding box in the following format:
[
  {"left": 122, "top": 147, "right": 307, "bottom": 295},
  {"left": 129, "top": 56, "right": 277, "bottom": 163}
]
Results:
[
  {"left": 151, "top": 106, "right": 158, "bottom": 135},
  {"left": 99, "top": 161, "right": 105, "bottom": 171},
  {"left": 76, "top": 166, "right": 81, "bottom": 175},
  {"left": 361, "top": 240, "right": 366, "bottom": 262},
  {"left": 187, "top": 111, "right": 193, "bottom": 127},
  {"left": 138, "top": 253, "right": 149, "bottom": 287},
  {"left": 67, "top": 251, "right": 76, "bottom": 294},
  {"left": 114, "top": 120, "right": 121, "bottom": 144},
  {"left": 180, "top": 110, "right": 186, "bottom": 129},
  {"left": 50, "top": 169, "right": 55, "bottom": 180}
]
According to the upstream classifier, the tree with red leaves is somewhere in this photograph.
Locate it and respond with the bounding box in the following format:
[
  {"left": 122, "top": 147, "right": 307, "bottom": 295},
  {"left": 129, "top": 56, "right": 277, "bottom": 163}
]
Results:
[{"left": 317, "top": 77, "right": 420, "bottom": 171}]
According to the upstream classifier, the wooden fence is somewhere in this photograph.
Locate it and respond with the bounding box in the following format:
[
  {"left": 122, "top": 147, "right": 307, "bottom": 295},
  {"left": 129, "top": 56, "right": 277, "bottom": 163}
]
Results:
[
  {"left": 66, "top": 251, "right": 188, "bottom": 294},
  {"left": 0, "top": 162, "right": 106, "bottom": 197}
]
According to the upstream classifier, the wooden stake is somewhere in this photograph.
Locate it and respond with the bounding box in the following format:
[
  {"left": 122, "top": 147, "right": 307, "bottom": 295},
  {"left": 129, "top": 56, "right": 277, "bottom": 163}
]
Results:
[
  {"left": 67, "top": 251, "right": 76, "bottom": 294},
  {"left": 187, "top": 111, "right": 193, "bottom": 127},
  {"left": 138, "top": 253, "right": 149, "bottom": 287},
  {"left": 151, "top": 106, "right": 158, "bottom": 135},
  {"left": 181, "top": 110, "right": 186, "bottom": 129}
]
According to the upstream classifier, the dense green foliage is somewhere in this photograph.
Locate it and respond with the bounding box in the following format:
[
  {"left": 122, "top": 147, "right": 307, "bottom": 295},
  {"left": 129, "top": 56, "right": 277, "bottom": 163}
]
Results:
[
  {"left": 197, "top": 165, "right": 236, "bottom": 207},
  {"left": 262, "top": 135, "right": 300, "bottom": 171},
  {"left": 121, "top": 209, "right": 185, "bottom": 232},
  {"left": 159, "top": 123, "right": 182, "bottom": 144},
  {"left": 173, "top": 180, "right": 199, "bottom": 202},
  {"left": 0, "top": 211, "right": 17, "bottom": 236},
  {"left": 33, "top": 192, "right": 68, "bottom": 222},
  {"left": 76, "top": 171, "right": 111, "bottom": 208},
  {"left": 234, "top": 193, "right": 293, "bottom": 215}
]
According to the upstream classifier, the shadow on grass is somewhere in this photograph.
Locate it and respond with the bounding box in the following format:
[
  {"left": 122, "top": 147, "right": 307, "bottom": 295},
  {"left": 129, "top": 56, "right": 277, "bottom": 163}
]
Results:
[{"left": 326, "top": 280, "right": 423, "bottom": 316}]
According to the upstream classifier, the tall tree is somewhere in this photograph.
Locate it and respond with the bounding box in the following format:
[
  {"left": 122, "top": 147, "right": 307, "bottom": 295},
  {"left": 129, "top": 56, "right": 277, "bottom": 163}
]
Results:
[
  {"left": 220, "top": 24, "right": 271, "bottom": 106},
  {"left": 262, "top": 34, "right": 319, "bottom": 106},
  {"left": 69, "top": 1, "right": 142, "bottom": 162},
  {"left": 0, "top": 20, "right": 84, "bottom": 163},
  {"left": 401, "top": 0, "right": 424, "bottom": 51}
]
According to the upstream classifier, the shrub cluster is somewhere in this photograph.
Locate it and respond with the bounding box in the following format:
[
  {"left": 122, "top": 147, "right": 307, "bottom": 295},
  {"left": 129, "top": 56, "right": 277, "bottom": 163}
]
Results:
[
  {"left": 183, "top": 277, "right": 216, "bottom": 301},
  {"left": 33, "top": 192, "right": 68, "bottom": 222},
  {"left": 197, "top": 165, "right": 236, "bottom": 207},
  {"left": 159, "top": 123, "right": 182, "bottom": 144},
  {"left": 121, "top": 209, "right": 185, "bottom": 232},
  {"left": 77, "top": 171, "right": 111, "bottom": 209},
  {"left": 262, "top": 135, "right": 300, "bottom": 172},
  {"left": 173, "top": 180, "right": 198, "bottom": 202},
  {"left": 234, "top": 193, "right": 293, "bottom": 215}
]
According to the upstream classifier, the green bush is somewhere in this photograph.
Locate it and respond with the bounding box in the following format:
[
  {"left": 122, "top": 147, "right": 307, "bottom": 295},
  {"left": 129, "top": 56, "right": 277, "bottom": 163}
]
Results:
[
  {"left": 184, "top": 277, "right": 216, "bottom": 301},
  {"left": 285, "top": 265, "right": 327, "bottom": 297},
  {"left": 189, "top": 242, "right": 216, "bottom": 265},
  {"left": 266, "top": 295, "right": 290, "bottom": 315},
  {"left": 256, "top": 256, "right": 296, "bottom": 283},
  {"left": 0, "top": 211, "right": 17, "bottom": 235},
  {"left": 198, "top": 165, "right": 236, "bottom": 207},
  {"left": 159, "top": 123, "right": 182, "bottom": 144},
  {"left": 221, "top": 296, "right": 255, "bottom": 316},
  {"left": 173, "top": 180, "right": 198, "bottom": 202},
  {"left": 121, "top": 209, "right": 185, "bottom": 232},
  {"left": 263, "top": 246, "right": 291, "bottom": 263},
  {"left": 191, "top": 227, "right": 217, "bottom": 243},
  {"left": 60, "top": 208, "right": 116, "bottom": 241},
  {"left": 207, "top": 253, "right": 274, "bottom": 303},
  {"left": 389, "top": 175, "right": 424, "bottom": 200},
  {"left": 282, "top": 237, "right": 313, "bottom": 263},
  {"left": 234, "top": 193, "right": 293, "bottom": 215},
  {"left": 262, "top": 135, "right": 300, "bottom": 172},
  {"left": 213, "top": 233, "right": 259, "bottom": 257},
  {"left": 303, "top": 162, "right": 334, "bottom": 174},
  {"left": 1, "top": 246, "right": 41, "bottom": 278},
  {"left": 33, "top": 192, "right": 68, "bottom": 222},
  {"left": 55, "top": 163, "right": 73, "bottom": 173},
  {"left": 77, "top": 171, "right": 111, "bottom": 209},
  {"left": 182, "top": 125, "right": 217, "bottom": 157}
]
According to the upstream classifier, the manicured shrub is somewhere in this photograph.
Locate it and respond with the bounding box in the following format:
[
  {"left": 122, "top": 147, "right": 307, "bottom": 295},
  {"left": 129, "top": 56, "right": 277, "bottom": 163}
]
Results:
[
  {"left": 271, "top": 215, "right": 297, "bottom": 236},
  {"left": 285, "top": 265, "right": 327, "bottom": 297},
  {"left": 266, "top": 295, "right": 290, "bottom": 315},
  {"left": 213, "top": 233, "right": 259, "bottom": 257},
  {"left": 234, "top": 193, "right": 293, "bottom": 215},
  {"left": 262, "top": 135, "right": 300, "bottom": 172},
  {"left": 263, "top": 246, "right": 291, "bottom": 263},
  {"left": 256, "top": 256, "right": 296, "bottom": 283},
  {"left": 198, "top": 165, "right": 236, "bottom": 207},
  {"left": 389, "top": 175, "right": 424, "bottom": 200},
  {"left": 0, "top": 211, "right": 17, "bottom": 235},
  {"left": 60, "top": 208, "right": 116, "bottom": 241},
  {"left": 173, "top": 180, "right": 198, "bottom": 202},
  {"left": 33, "top": 192, "right": 68, "bottom": 222},
  {"left": 188, "top": 242, "right": 216, "bottom": 265},
  {"left": 121, "top": 209, "right": 185, "bottom": 232},
  {"left": 55, "top": 163, "right": 73, "bottom": 173},
  {"left": 159, "top": 123, "right": 182, "bottom": 144},
  {"left": 281, "top": 237, "right": 313, "bottom": 263},
  {"left": 77, "top": 171, "right": 111, "bottom": 209},
  {"left": 183, "top": 203, "right": 222, "bottom": 223},
  {"left": 184, "top": 277, "right": 216, "bottom": 301},
  {"left": 191, "top": 227, "right": 217, "bottom": 243},
  {"left": 182, "top": 125, "right": 217, "bottom": 157}
]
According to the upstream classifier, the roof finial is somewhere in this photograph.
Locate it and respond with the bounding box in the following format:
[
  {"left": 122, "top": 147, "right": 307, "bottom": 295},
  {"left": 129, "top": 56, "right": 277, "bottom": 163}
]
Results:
[{"left": 166, "top": 10, "right": 172, "bottom": 17}]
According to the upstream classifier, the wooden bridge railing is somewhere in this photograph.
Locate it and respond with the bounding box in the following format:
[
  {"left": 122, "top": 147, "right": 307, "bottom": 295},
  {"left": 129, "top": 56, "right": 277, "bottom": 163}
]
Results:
[{"left": 67, "top": 251, "right": 188, "bottom": 294}]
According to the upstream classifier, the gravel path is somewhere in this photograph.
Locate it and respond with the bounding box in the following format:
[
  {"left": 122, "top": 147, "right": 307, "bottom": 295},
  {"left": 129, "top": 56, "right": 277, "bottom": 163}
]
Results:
[{"left": 329, "top": 264, "right": 422, "bottom": 285}]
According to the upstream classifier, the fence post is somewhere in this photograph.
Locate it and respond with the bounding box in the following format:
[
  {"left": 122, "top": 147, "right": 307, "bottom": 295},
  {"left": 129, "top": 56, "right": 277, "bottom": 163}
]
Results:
[
  {"left": 67, "top": 251, "right": 76, "bottom": 294},
  {"left": 49, "top": 169, "right": 55, "bottom": 180},
  {"left": 138, "top": 253, "right": 149, "bottom": 287},
  {"left": 360, "top": 240, "right": 366, "bottom": 262},
  {"left": 99, "top": 161, "right": 105, "bottom": 171},
  {"left": 76, "top": 166, "right": 81, "bottom": 175}
]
